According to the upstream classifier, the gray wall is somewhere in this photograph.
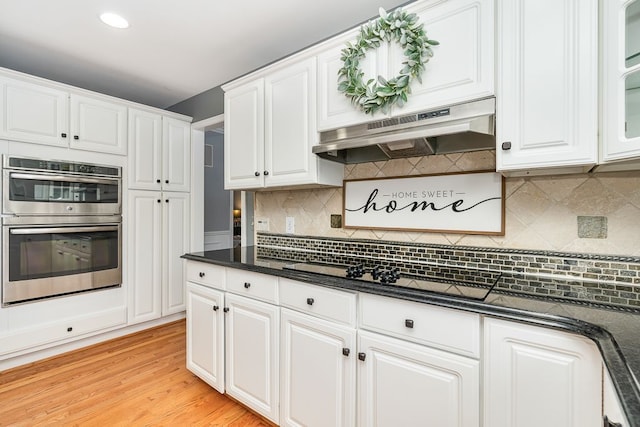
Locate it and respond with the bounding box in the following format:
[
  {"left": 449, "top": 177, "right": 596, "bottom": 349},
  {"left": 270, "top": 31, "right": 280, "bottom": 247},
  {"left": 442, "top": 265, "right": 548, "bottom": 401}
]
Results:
[
  {"left": 204, "top": 131, "right": 231, "bottom": 232},
  {"left": 167, "top": 86, "right": 224, "bottom": 122}
]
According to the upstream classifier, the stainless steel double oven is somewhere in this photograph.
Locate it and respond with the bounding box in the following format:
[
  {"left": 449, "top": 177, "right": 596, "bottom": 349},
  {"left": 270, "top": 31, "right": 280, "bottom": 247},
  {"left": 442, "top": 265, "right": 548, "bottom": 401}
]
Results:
[{"left": 2, "top": 156, "right": 122, "bottom": 305}]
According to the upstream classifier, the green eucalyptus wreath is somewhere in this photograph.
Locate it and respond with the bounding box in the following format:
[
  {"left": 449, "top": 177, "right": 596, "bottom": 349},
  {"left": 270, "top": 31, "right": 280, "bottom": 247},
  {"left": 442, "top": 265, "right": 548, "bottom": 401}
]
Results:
[{"left": 337, "top": 7, "right": 439, "bottom": 115}]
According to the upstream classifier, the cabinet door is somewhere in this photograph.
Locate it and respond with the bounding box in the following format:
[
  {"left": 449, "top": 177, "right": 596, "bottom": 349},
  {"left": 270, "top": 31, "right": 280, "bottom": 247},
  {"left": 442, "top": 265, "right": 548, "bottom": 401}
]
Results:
[
  {"left": 264, "top": 57, "right": 318, "bottom": 187},
  {"left": 483, "top": 317, "right": 602, "bottom": 427},
  {"left": 70, "top": 93, "right": 127, "bottom": 155},
  {"left": 186, "top": 282, "right": 225, "bottom": 393},
  {"left": 496, "top": 0, "right": 598, "bottom": 172},
  {"left": 162, "top": 192, "right": 190, "bottom": 316},
  {"left": 280, "top": 308, "right": 356, "bottom": 427},
  {"left": 358, "top": 330, "right": 479, "bottom": 427},
  {"left": 224, "top": 79, "right": 264, "bottom": 189},
  {"left": 317, "top": 30, "right": 388, "bottom": 131},
  {"left": 1, "top": 77, "right": 68, "bottom": 146},
  {"left": 162, "top": 117, "right": 191, "bottom": 192},
  {"left": 601, "top": 0, "right": 640, "bottom": 163},
  {"left": 225, "top": 293, "right": 279, "bottom": 424},
  {"left": 128, "top": 109, "right": 162, "bottom": 190},
  {"left": 388, "top": 0, "right": 494, "bottom": 115},
  {"left": 127, "top": 190, "right": 162, "bottom": 324}
]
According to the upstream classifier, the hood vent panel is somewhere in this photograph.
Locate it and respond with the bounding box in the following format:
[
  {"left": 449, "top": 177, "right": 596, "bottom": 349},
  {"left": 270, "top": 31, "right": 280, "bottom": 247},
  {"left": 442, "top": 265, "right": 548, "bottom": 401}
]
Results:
[{"left": 314, "top": 97, "right": 495, "bottom": 164}]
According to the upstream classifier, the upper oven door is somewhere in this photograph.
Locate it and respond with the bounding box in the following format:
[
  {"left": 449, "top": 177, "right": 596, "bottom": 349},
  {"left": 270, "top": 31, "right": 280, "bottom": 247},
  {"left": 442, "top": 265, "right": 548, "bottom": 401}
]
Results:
[{"left": 3, "top": 170, "right": 121, "bottom": 216}]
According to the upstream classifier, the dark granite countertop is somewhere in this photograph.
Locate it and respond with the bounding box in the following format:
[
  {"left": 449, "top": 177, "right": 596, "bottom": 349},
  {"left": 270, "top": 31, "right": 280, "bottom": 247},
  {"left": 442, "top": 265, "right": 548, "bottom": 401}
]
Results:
[{"left": 182, "top": 247, "right": 640, "bottom": 425}]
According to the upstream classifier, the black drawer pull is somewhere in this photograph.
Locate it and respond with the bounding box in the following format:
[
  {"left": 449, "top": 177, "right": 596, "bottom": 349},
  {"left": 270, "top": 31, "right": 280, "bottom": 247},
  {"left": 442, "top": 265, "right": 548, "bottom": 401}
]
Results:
[
  {"left": 212, "top": 305, "right": 219, "bottom": 311},
  {"left": 501, "top": 141, "right": 512, "bottom": 150},
  {"left": 405, "top": 319, "right": 414, "bottom": 328},
  {"left": 603, "top": 416, "right": 623, "bottom": 427},
  {"left": 223, "top": 307, "right": 229, "bottom": 313},
  {"left": 342, "top": 348, "right": 350, "bottom": 357},
  {"left": 73, "top": 135, "right": 79, "bottom": 140},
  {"left": 358, "top": 352, "right": 366, "bottom": 361},
  {"left": 61, "top": 132, "right": 67, "bottom": 138},
  {"left": 67, "top": 327, "right": 73, "bottom": 332},
  {"left": 306, "top": 297, "right": 314, "bottom": 306},
  {"left": 199, "top": 272, "right": 205, "bottom": 278},
  {"left": 244, "top": 282, "right": 251, "bottom": 289}
]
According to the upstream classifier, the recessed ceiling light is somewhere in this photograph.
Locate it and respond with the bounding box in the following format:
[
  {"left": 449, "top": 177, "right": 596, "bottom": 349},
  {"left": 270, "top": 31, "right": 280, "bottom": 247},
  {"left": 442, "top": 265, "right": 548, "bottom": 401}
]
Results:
[{"left": 99, "top": 12, "right": 129, "bottom": 29}]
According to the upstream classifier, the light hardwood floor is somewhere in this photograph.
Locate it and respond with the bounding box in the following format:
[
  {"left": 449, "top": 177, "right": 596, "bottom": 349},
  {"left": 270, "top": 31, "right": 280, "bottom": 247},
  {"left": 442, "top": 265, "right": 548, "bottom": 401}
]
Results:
[{"left": 0, "top": 319, "right": 271, "bottom": 426}]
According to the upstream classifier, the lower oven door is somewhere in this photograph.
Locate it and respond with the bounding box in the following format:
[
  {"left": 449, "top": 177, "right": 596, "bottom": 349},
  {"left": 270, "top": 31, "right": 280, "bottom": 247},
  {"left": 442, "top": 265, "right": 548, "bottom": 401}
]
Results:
[{"left": 2, "top": 223, "right": 122, "bottom": 305}]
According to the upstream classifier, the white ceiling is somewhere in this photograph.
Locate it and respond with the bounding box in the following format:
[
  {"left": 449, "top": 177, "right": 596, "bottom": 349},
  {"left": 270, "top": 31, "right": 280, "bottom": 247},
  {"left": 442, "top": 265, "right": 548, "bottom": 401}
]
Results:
[{"left": 0, "top": 0, "right": 409, "bottom": 109}]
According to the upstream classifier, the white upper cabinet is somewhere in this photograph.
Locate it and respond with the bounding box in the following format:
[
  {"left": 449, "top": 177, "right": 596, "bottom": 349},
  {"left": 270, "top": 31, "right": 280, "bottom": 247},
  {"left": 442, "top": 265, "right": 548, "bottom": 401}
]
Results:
[
  {"left": 70, "top": 93, "right": 127, "bottom": 155},
  {"left": 162, "top": 117, "right": 191, "bottom": 192},
  {"left": 0, "top": 76, "right": 69, "bottom": 147},
  {"left": 0, "top": 76, "right": 128, "bottom": 155},
  {"left": 601, "top": 0, "right": 640, "bottom": 164},
  {"left": 128, "top": 110, "right": 191, "bottom": 192},
  {"left": 316, "top": 0, "right": 494, "bottom": 132},
  {"left": 224, "top": 57, "right": 342, "bottom": 190},
  {"left": 128, "top": 109, "right": 162, "bottom": 190},
  {"left": 224, "top": 78, "right": 265, "bottom": 189},
  {"left": 496, "top": 0, "right": 598, "bottom": 175}
]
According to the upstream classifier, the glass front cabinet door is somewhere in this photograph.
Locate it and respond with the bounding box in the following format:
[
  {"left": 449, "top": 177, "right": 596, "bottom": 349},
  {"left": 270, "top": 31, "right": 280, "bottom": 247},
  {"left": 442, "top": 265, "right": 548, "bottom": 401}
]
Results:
[{"left": 602, "top": 0, "right": 640, "bottom": 164}]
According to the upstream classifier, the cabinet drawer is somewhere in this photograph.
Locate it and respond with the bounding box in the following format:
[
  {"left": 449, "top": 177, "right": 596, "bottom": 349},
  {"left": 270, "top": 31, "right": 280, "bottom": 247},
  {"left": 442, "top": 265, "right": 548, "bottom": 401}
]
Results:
[
  {"left": 226, "top": 268, "right": 278, "bottom": 304},
  {"left": 279, "top": 278, "right": 357, "bottom": 326},
  {"left": 186, "top": 261, "right": 226, "bottom": 290},
  {"left": 359, "top": 293, "right": 480, "bottom": 358}
]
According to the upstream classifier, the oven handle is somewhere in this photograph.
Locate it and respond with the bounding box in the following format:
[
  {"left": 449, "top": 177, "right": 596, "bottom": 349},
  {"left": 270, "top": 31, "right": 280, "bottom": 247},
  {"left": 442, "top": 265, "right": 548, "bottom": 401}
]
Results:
[
  {"left": 9, "top": 225, "right": 119, "bottom": 235},
  {"left": 9, "top": 172, "right": 118, "bottom": 186}
]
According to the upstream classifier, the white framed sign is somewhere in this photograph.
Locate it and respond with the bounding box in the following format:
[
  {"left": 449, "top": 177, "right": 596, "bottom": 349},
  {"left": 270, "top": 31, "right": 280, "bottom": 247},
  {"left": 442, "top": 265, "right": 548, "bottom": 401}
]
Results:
[{"left": 343, "top": 171, "right": 505, "bottom": 235}]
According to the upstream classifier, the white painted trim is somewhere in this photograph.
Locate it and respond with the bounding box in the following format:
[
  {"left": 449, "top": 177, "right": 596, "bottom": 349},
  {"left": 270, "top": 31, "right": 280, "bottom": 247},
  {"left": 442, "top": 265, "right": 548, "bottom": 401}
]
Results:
[
  {"left": 190, "top": 127, "right": 205, "bottom": 252},
  {"left": 192, "top": 114, "right": 224, "bottom": 131}
]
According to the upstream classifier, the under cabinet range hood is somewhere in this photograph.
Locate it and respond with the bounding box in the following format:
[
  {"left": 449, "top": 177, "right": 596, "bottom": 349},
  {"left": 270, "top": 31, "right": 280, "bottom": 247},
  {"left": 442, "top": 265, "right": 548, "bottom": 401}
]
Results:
[{"left": 313, "top": 97, "right": 496, "bottom": 164}]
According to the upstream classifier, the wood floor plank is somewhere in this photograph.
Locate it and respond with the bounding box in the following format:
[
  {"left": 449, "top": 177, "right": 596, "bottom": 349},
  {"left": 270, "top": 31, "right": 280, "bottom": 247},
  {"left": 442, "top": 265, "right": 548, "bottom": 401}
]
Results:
[{"left": 0, "top": 320, "right": 273, "bottom": 426}]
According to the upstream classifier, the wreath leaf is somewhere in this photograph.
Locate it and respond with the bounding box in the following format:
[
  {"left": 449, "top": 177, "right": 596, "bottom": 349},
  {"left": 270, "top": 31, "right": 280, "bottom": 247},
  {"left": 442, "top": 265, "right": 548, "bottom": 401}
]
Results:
[{"left": 337, "top": 7, "right": 438, "bottom": 114}]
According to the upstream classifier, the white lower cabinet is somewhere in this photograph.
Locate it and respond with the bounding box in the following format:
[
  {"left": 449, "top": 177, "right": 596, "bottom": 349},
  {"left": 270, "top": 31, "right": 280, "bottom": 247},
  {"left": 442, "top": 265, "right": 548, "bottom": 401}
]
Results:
[
  {"left": 280, "top": 308, "right": 356, "bottom": 427},
  {"left": 186, "top": 282, "right": 225, "bottom": 393},
  {"left": 357, "top": 330, "right": 480, "bottom": 427},
  {"left": 184, "top": 263, "right": 622, "bottom": 427},
  {"left": 483, "top": 317, "right": 602, "bottom": 427},
  {"left": 225, "top": 292, "right": 280, "bottom": 424},
  {"left": 128, "top": 190, "right": 190, "bottom": 324}
]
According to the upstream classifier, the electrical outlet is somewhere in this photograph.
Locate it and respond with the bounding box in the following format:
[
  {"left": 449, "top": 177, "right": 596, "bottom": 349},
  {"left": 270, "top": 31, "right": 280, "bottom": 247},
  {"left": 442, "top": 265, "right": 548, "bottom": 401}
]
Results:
[
  {"left": 256, "top": 218, "right": 269, "bottom": 231},
  {"left": 285, "top": 216, "right": 295, "bottom": 234}
]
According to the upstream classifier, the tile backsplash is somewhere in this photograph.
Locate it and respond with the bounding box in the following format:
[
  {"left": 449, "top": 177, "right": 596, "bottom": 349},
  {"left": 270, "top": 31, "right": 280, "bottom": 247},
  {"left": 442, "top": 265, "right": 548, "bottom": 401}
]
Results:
[{"left": 254, "top": 151, "right": 640, "bottom": 257}]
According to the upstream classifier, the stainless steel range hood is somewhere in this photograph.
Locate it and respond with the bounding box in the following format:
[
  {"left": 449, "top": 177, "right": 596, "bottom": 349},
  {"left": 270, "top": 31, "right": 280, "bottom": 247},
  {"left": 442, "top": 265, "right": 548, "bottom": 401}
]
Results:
[{"left": 313, "top": 97, "right": 495, "bottom": 164}]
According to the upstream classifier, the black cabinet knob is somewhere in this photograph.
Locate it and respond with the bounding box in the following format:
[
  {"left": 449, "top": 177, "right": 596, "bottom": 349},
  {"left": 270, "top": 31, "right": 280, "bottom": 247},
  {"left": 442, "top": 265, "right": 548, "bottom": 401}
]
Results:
[
  {"left": 67, "top": 327, "right": 73, "bottom": 332},
  {"left": 165, "top": 199, "right": 169, "bottom": 203},
  {"left": 405, "top": 319, "right": 414, "bottom": 329},
  {"left": 264, "top": 171, "right": 269, "bottom": 176},
  {"left": 358, "top": 352, "right": 366, "bottom": 361},
  {"left": 199, "top": 272, "right": 205, "bottom": 278},
  {"left": 342, "top": 348, "right": 350, "bottom": 357},
  {"left": 61, "top": 133, "right": 67, "bottom": 138},
  {"left": 254, "top": 171, "right": 260, "bottom": 176},
  {"left": 156, "top": 179, "right": 161, "bottom": 183},
  {"left": 501, "top": 141, "right": 512, "bottom": 150},
  {"left": 223, "top": 307, "right": 229, "bottom": 313},
  {"left": 212, "top": 305, "right": 219, "bottom": 311},
  {"left": 244, "top": 282, "right": 251, "bottom": 289},
  {"left": 157, "top": 199, "right": 161, "bottom": 203},
  {"left": 306, "top": 298, "right": 314, "bottom": 306},
  {"left": 74, "top": 135, "right": 79, "bottom": 140},
  {"left": 165, "top": 180, "right": 169, "bottom": 184}
]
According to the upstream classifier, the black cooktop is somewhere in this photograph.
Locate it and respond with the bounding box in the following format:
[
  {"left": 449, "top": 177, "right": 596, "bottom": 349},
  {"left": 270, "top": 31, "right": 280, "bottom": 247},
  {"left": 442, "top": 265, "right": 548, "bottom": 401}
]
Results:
[{"left": 283, "top": 262, "right": 502, "bottom": 301}]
